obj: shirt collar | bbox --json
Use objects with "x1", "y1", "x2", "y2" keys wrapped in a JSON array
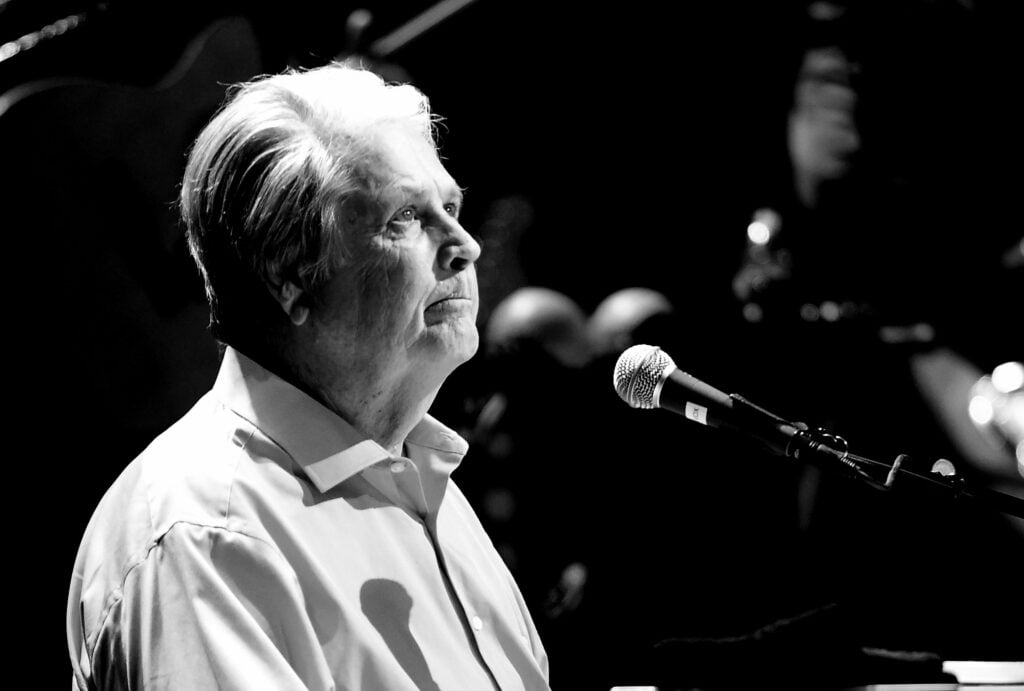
[{"x1": 212, "y1": 347, "x2": 468, "y2": 493}]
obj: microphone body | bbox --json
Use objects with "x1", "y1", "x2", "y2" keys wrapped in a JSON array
[
  {"x1": 657, "y1": 368, "x2": 802, "y2": 457},
  {"x1": 614, "y1": 344, "x2": 837, "y2": 460}
]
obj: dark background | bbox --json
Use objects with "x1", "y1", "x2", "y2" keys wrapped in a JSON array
[{"x1": 2, "y1": 0, "x2": 1021, "y2": 688}]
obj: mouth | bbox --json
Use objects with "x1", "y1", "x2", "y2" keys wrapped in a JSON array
[{"x1": 426, "y1": 294, "x2": 468, "y2": 311}]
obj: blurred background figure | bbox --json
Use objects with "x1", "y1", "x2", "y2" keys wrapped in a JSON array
[
  {"x1": 589, "y1": 287, "x2": 675, "y2": 359},
  {"x1": 486, "y1": 286, "x2": 594, "y2": 369}
]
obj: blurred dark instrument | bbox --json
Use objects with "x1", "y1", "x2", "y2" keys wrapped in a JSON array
[{"x1": 1, "y1": 16, "x2": 262, "y2": 443}]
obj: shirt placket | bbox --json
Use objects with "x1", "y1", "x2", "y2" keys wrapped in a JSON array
[{"x1": 386, "y1": 457, "x2": 507, "y2": 691}]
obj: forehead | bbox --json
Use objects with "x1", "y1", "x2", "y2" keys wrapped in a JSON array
[{"x1": 356, "y1": 124, "x2": 459, "y2": 198}]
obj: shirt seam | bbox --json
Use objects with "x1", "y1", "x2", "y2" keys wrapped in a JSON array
[
  {"x1": 223, "y1": 409, "x2": 257, "y2": 523},
  {"x1": 87, "y1": 412, "x2": 282, "y2": 670},
  {"x1": 86, "y1": 519, "x2": 295, "y2": 668}
]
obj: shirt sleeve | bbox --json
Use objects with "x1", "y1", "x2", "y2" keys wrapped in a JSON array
[{"x1": 87, "y1": 522, "x2": 333, "y2": 691}]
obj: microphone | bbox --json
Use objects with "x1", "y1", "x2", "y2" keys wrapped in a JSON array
[
  {"x1": 613, "y1": 344, "x2": 846, "y2": 461},
  {"x1": 614, "y1": 345, "x2": 1024, "y2": 519}
]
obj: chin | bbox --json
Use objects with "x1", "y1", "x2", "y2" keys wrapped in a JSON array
[
  {"x1": 418, "y1": 322, "x2": 479, "y2": 372},
  {"x1": 447, "y1": 328, "x2": 480, "y2": 367}
]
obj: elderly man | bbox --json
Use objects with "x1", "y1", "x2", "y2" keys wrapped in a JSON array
[{"x1": 68, "y1": 64, "x2": 550, "y2": 690}]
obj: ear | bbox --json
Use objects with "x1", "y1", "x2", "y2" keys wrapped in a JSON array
[{"x1": 267, "y1": 279, "x2": 310, "y2": 326}]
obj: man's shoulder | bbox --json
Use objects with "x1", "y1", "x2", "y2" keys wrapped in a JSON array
[
  {"x1": 76, "y1": 392, "x2": 285, "y2": 578},
  {"x1": 133, "y1": 393, "x2": 253, "y2": 526},
  {"x1": 67, "y1": 390, "x2": 311, "y2": 686}
]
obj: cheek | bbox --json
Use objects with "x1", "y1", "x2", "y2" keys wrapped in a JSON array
[{"x1": 355, "y1": 247, "x2": 429, "y2": 335}]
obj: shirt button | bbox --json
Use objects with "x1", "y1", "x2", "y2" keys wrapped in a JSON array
[
  {"x1": 390, "y1": 461, "x2": 406, "y2": 474},
  {"x1": 470, "y1": 616, "x2": 484, "y2": 631}
]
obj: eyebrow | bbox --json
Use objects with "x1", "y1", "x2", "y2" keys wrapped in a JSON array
[{"x1": 388, "y1": 178, "x2": 464, "y2": 205}]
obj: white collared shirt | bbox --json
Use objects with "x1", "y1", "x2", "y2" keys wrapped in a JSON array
[{"x1": 68, "y1": 347, "x2": 550, "y2": 690}]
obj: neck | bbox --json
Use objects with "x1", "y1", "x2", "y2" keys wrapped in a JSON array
[
  {"x1": 326, "y1": 375, "x2": 440, "y2": 457},
  {"x1": 278, "y1": 341, "x2": 444, "y2": 457}
]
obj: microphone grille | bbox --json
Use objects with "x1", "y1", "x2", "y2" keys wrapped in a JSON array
[{"x1": 613, "y1": 344, "x2": 676, "y2": 409}]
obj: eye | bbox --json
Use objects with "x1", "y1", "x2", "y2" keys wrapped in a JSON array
[
  {"x1": 383, "y1": 207, "x2": 420, "y2": 239},
  {"x1": 392, "y1": 207, "x2": 418, "y2": 224},
  {"x1": 443, "y1": 202, "x2": 461, "y2": 219}
]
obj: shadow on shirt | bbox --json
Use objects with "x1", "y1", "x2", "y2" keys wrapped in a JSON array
[{"x1": 360, "y1": 578, "x2": 443, "y2": 691}]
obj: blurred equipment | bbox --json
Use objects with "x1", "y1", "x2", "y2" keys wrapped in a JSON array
[
  {"x1": 332, "y1": 8, "x2": 412, "y2": 85},
  {"x1": 0, "y1": 7, "x2": 91, "y2": 65},
  {"x1": 970, "y1": 361, "x2": 1024, "y2": 479},
  {"x1": 911, "y1": 351, "x2": 1024, "y2": 485},
  {"x1": 368, "y1": 0, "x2": 478, "y2": 58}
]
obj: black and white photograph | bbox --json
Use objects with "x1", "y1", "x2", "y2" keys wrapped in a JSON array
[{"x1": 2, "y1": 0, "x2": 1021, "y2": 688}]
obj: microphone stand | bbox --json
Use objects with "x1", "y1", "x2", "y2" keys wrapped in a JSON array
[
  {"x1": 742, "y1": 394, "x2": 1024, "y2": 520},
  {"x1": 615, "y1": 344, "x2": 1024, "y2": 520}
]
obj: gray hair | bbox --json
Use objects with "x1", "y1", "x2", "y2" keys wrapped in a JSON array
[{"x1": 180, "y1": 63, "x2": 436, "y2": 345}]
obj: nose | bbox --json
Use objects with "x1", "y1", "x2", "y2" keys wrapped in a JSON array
[{"x1": 439, "y1": 219, "x2": 482, "y2": 273}]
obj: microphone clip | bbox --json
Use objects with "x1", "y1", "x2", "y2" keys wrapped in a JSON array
[{"x1": 789, "y1": 426, "x2": 893, "y2": 492}]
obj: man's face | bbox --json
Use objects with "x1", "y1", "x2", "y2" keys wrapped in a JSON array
[{"x1": 308, "y1": 124, "x2": 481, "y2": 391}]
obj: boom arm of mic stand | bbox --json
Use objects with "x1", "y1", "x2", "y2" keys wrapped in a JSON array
[
  {"x1": 729, "y1": 395, "x2": 1024, "y2": 519},
  {"x1": 865, "y1": 454, "x2": 1024, "y2": 520}
]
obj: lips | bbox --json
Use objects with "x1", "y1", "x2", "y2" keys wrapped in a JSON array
[
  {"x1": 426, "y1": 293, "x2": 468, "y2": 311},
  {"x1": 426, "y1": 281, "x2": 471, "y2": 311}
]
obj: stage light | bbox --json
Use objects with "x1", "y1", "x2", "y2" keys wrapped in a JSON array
[
  {"x1": 968, "y1": 395, "x2": 994, "y2": 425},
  {"x1": 991, "y1": 362, "x2": 1023, "y2": 394},
  {"x1": 747, "y1": 221, "x2": 771, "y2": 245}
]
